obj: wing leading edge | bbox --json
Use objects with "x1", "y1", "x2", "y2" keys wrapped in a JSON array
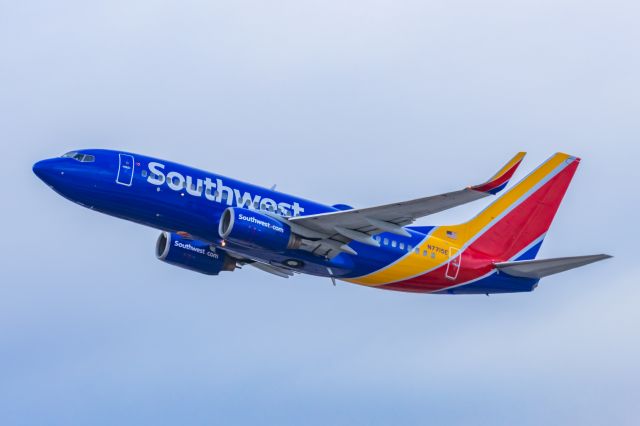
[{"x1": 287, "y1": 152, "x2": 526, "y2": 256}]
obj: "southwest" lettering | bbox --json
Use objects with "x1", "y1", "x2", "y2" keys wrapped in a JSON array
[{"x1": 147, "y1": 162, "x2": 305, "y2": 217}]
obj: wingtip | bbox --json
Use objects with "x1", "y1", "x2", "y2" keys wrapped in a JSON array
[
  {"x1": 470, "y1": 152, "x2": 527, "y2": 195},
  {"x1": 578, "y1": 254, "x2": 613, "y2": 264}
]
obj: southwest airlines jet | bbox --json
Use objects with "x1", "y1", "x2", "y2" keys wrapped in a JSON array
[{"x1": 33, "y1": 150, "x2": 610, "y2": 294}]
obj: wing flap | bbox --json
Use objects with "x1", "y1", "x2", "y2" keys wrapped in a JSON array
[{"x1": 249, "y1": 262, "x2": 294, "y2": 278}]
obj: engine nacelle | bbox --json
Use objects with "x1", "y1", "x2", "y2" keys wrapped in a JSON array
[
  {"x1": 218, "y1": 207, "x2": 301, "y2": 252},
  {"x1": 156, "y1": 232, "x2": 236, "y2": 275}
]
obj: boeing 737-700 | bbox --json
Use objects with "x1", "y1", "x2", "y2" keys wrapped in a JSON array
[{"x1": 33, "y1": 150, "x2": 610, "y2": 294}]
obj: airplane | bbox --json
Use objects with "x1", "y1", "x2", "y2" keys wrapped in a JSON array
[{"x1": 32, "y1": 150, "x2": 611, "y2": 294}]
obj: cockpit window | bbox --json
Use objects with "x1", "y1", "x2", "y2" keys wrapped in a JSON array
[{"x1": 61, "y1": 152, "x2": 95, "y2": 162}]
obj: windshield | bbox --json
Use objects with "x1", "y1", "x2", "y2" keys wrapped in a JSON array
[{"x1": 61, "y1": 152, "x2": 95, "y2": 162}]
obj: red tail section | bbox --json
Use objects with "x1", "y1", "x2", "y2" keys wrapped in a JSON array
[
  {"x1": 380, "y1": 153, "x2": 581, "y2": 293},
  {"x1": 462, "y1": 153, "x2": 580, "y2": 261}
]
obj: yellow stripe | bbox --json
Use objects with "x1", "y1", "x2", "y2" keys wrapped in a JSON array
[{"x1": 347, "y1": 153, "x2": 571, "y2": 287}]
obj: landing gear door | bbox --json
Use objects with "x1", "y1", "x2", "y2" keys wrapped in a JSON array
[
  {"x1": 445, "y1": 247, "x2": 461, "y2": 281},
  {"x1": 116, "y1": 154, "x2": 135, "y2": 186}
]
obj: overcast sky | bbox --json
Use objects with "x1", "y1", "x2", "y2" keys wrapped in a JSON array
[{"x1": 1, "y1": 1, "x2": 639, "y2": 424}]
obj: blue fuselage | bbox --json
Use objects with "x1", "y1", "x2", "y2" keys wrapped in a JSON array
[
  {"x1": 34, "y1": 148, "x2": 543, "y2": 294},
  {"x1": 33, "y1": 149, "x2": 428, "y2": 279}
]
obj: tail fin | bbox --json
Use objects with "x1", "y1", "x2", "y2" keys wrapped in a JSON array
[{"x1": 450, "y1": 153, "x2": 580, "y2": 262}]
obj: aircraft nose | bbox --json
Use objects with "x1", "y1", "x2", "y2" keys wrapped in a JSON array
[{"x1": 33, "y1": 158, "x2": 63, "y2": 186}]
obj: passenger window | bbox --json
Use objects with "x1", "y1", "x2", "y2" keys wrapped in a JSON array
[
  {"x1": 391, "y1": 241, "x2": 397, "y2": 248},
  {"x1": 423, "y1": 250, "x2": 428, "y2": 257},
  {"x1": 141, "y1": 170, "x2": 148, "y2": 177},
  {"x1": 383, "y1": 238, "x2": 389, "y2": 245},
  {"x1": 415, "y1": 247, "x2": 420, "y2": 254},
  {"x1": 399, "y1": 242, "x2": 405, "y2": 250},
  {"x1": 408, "y1": 245, "x2": 413, "y2": 252}
]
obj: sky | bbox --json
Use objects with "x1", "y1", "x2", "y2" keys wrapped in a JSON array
[{"x1": 1, "y1": 0, "x2": 639, "y2": 424}]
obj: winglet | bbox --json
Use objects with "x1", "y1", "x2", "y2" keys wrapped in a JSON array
[{"x1": 470, "y1": 152, "x2": 527, "y2": 195}]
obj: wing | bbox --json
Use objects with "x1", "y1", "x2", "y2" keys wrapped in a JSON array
[
  {"x1": 222, "y1": 246, "x2": 296, "y2": 278},
  {"x1": 288, "y1": 152, "x2": 526, "y2": 256}
]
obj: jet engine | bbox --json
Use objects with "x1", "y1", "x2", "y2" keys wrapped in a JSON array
[
  {"x1": 156, "y1": 232, "x2": 236, "y2": 275},
  {"x1": 218, "y1": 207, "x2": 302, "y2": 252}
]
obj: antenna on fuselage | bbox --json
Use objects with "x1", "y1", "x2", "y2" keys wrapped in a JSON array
[{"x1": 327, "y1": 267, "x2": 336, "y2": 286}]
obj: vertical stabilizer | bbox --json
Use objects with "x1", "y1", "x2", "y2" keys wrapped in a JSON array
[{"x1": 451, "y1": 153, "x2": 580, "y2": 261}]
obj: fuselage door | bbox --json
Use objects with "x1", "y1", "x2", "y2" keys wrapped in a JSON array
[
  {"x1": 445, "y1": 247, "x2": 461, "y2": 280},
  {"x1": 116, "y1": 154, "x2": 135, "y2": 186}
]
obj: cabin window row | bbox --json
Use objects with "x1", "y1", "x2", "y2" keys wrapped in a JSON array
[{"x1": 373, "y1": 236, "x2": 437, "y2": 258}]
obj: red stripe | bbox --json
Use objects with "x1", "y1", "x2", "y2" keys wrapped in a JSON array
[
  {"x1": 381, "y1": 159, "x2": 579, "y2": 293},
  {"x1": 472, "y1": 160, "x2": 522, "y2": 193}
]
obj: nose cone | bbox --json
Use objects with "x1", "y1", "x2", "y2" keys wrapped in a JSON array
[{"x1": 33, "y1": 158, "x2": 63, "y2": 186}]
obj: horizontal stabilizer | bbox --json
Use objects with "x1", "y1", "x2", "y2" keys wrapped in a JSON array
[{"x1": 495, "y1": 255, "x2": 612, "y2": 279}]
